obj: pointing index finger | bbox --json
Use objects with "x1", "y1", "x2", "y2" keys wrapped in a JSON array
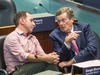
[{"x1": 74, "y1": 31, "x2": 82, "y2": 34}]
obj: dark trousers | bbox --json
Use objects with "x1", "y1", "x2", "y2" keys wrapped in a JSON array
[{"x1": 10, "y1": 62, "x2": 59, "y2": 75}]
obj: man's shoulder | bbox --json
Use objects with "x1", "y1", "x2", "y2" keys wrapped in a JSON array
[
  {"x1": 74, "y1": 22, "x2": 89, "y2": 26},
  {"x1": 49, "y1": 27, "x2": 61, "y2": 36},
  {"x1": 5, "y1": 30, "x2": 18, "y2": 41},
  {"x1": 74, "y1": 22, "x2": 90, "y2": 28}
]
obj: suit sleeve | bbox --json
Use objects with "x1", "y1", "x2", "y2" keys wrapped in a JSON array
[
  {"x1": 74, "y1": 24, "x2": 97, "y2": 63},
  {"x1": 49, "y1": 31, "x2": 71, "y2": 62}
]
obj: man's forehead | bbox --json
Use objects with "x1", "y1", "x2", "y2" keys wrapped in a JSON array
[
  {"x1": 26, "y1": 13, "x2": 33, "y2": 18},
  {"x1": 26, "y1": 13, "x2": 32, "y2": 16},
  {"x1": 57, "y1": 15, "x2": 67, "y2": 20}
]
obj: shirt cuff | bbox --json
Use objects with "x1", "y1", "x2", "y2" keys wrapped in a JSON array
[
  {"x1": 64, "y1": 42, "x2": 70, "y2": 49},
  {"x1": 73, "y1": 58, "x2": 76, "y2": 63}
]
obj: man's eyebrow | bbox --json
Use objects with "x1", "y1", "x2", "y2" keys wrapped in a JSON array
[
  {"x1": 30, "y1": 18, "x2": 33, "y2": 21},
  {"x1": 31, "y1": 18, "x2": 33, "y2": 20}
]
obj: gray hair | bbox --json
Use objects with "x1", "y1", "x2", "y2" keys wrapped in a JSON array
[{"x1": 56, "y1": 7, "x2": 74, "y2": 19}]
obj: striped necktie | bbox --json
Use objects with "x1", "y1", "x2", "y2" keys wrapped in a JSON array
[{"x1": 68, "y1": 32, "x2": 79, "y2": 54}]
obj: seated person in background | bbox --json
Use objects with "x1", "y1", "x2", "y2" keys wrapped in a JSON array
[
  {"x1": 4, "y1": 11, "x2": 59, "y2": 75},
  {"x1": 49, "y1": 7, "x2": 97, "y2": 72}
]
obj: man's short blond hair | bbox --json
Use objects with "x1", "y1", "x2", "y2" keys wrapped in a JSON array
[{"x1": 56, "y1": 7, "x2": 74, "y2": 19}]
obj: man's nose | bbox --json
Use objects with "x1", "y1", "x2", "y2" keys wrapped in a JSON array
[
  {"x1": 59, "y1": 21, "x2": 63, "y2": 26},
  {"x1": 33, "y1": 22, "x2": 36, "y2": 27}
]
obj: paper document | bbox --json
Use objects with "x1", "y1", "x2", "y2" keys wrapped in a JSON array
[{"x1": 73, "y1": 60, "x2": 100, "y2": 68}]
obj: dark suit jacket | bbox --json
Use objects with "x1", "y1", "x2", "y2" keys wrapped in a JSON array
[{"x1": 49, "y1": 22, "x2": 97, "y2": 63}]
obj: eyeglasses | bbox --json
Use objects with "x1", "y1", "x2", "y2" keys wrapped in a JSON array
[{"x1": 57, "y1": 18, "x2": 68, "y2": 24}]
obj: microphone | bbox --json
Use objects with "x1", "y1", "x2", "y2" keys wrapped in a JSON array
[
  {"x1": 35, "y1": 55, "x2": 46, "y2": 71},
  {"x1": 39, "y1": 3, "x2": 50, "y2": 13},
  {"x1": 87, "y1": 49, "x2": 97, "y2": 59}
]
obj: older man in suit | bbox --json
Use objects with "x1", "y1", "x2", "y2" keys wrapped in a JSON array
[{"x1": 49, "y1": 7, "x2": 97, "y2": 72}]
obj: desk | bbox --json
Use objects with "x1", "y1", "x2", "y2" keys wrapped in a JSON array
[
  {"x1": 63, "y1": 73, "x2": 71, "y2": 75},
  {"x1": 63, "y1": 73, "x2": 82, "y2": 75},
  {"x1": 83, "y1": 0, "x2": 100, "y2": 9}
]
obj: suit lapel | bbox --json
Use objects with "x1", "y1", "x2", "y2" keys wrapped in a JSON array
[{"x1": 59, "y1": 29, "x2": 67, "y2": 42}]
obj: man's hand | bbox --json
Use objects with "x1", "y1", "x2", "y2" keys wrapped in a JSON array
[
  {"x1": 46, "y1": 52, "x2": 59, "y2": 64},
  {"x1": 51, "y1": 52, "x2": 59, "y2": 64},
  {"x1": 59, "y1": 58, "x2": 75, "y2": 68},
  {"x1": 44, "y1": 54, "x2": 54, "y2": 63},
  {"x1": 65, "y1": 31, "x2": 81, "y2": 45}
]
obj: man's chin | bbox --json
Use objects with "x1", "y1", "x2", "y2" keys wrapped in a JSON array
[
  {"x1": 29, "y1": 30, "x2": 33, "y2": 33},
  {"x1": 61, "y1": 29, "x2": 66, "y2": 33}
]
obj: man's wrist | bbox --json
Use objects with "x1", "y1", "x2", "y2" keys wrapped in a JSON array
[
  {"x1": 69, "y1": 58, "x2": 75, "y2": 65},
  {"x1": 65, "y1": 37, "x2": 70, "y2": 45},
  {"x1": 37, "y1": 55, "x2": 45, "y2": 62},
  {"x1": 64, "y1": 42, "x2": 70, "y2": 49},
  {"x1": 71, "y1": 58, "x2": 76, "y2": 64},
  {"x1": 73, "y1": 58, "x2": 76, "y2": 63}
]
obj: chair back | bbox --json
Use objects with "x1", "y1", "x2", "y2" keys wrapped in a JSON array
[
  {"x1": 0, "y1": 69, "x2": 8, "y2": 75},
  {"x1": 92, "y1": 30, "x2": 100, "y2": 59},
  {"x1": 0, "y1": 35, "x2": 7, "y2": 69},
  {"x1": 0, "y1": 0, "x2": 16, "y2": 26}
]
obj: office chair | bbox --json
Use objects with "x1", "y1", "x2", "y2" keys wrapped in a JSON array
[
  {"x1": 0, "y1": 0, "x2": 16, "y2": 27},
  {"x1": 63, "y1": 30, "x2": 100, "y2": 73},
  {"x1": 92, "y1": 30, "x2": 100, "y2": 59},
  {"x1": 0, "y1": 69, "x2": 8, "y2": 75},
  {"x1": 0, "y1": 35, "x2": 8, "y2": 75}
]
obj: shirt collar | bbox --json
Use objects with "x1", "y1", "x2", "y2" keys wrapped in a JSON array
[
  {"x1": 15, "y1": 28, "x2": 32, "y2": 38},
  {"x1": 70, "y1": 25, "x2": 73, "y2": 32},
  {"x1": 15, "y1": 28, "x2": 24, "y2": 35}
]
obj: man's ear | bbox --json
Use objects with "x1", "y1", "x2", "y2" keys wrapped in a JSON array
[
  {"x1": 71, "y1": 17, "x2": 74, "y2": 22},
  {"x1": 19, "y1": 18, "x2": 25, "y2": 25}
]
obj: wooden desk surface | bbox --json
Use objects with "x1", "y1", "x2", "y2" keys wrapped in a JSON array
[
  {"x1": 63, "y1": 73, "x2": 82, "y2": 75},
  {"x1": 63, "y1": 72, "x2": 71, "y2": 75}
]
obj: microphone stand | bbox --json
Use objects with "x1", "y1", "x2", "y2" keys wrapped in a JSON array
[
  {"x1": 87, "y1": 49, "x2": 97, "y2": 59},
  {"x1": 39, "y1": 3, "x2": 50, "y2": 13}
]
